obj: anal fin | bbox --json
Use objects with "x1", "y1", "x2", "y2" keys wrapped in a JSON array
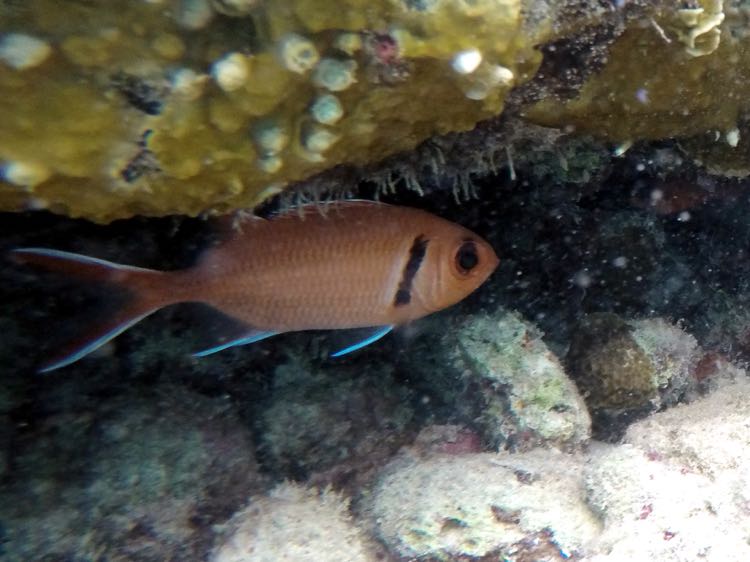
[
  {"x1": 330, "y1": 325, "x2": 393, "y2": 357},
  {"x1": 193, "y1": 330, "x2": 277, "y2": 357}
]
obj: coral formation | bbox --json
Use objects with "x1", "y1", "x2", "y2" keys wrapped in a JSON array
[
  {"x1": 0, "y1": 0, "x2": 548, "y2": 222},
  {"x1": 526, "y1": 0, "x2": 750, "y2": 141},
  {"x1": 211, "y1": 482, "x2": 377, "y2": 562}
]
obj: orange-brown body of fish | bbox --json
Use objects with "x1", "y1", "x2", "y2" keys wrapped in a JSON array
[
  {"x1": 12, "y1": 201, "x2": 498, "y2": 371},
  {"x1": 175, "y1": 201, "x2": 499, "y2": 330}
]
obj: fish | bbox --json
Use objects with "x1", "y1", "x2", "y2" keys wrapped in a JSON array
[{"x1": 11, "y1": 200, "x2": 499, "y2": 372}]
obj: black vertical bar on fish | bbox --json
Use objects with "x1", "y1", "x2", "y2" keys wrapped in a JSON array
[{"x1": 394, "y1": 235, "x2": 428, "y2": 306}]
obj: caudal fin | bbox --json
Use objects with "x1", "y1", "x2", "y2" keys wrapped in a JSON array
[{"x1": 10, "y1": 247, "x2": 174, "y2": 373}]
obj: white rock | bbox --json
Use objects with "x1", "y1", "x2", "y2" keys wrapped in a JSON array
[
  {"x1": 211, "y1": 483, "x2": 376, "y2": 562},
  {"x1": 585, "y1": 374, "x2": 750, "y2": 561},
  {"x1": 369, "y1": 450, "x2": 600, "y2": 559}
]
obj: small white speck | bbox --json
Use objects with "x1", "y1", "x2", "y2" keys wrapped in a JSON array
[
  {"x1": 451, "y1": 49, "x2": 482, "y2": 75},
  {"x1": 175, "y1": 0, "x2": 214, "y2": 30},
  {"x1": 257, "y1": 154, "x2": 283, "y2": 174},
  {"x1": 170, "y1": 68, "x2": 207, "y2": 99},
  {"x1": 573, "y1": 270, "x2": 592, "y2": 289},
  {"x1": 726, "y1": 128, "x2": 740, "y2": 147},
  {"x1": 650, "y1": 188, "x2": 664, "y2": 203},
  {"x1": 612, "y1": 256, "x2": 628, "y2": 268},
  {"x1": 489, "y1": 64, "x2": 514, "y2": 85},
  {"x1": 1, "y1": 160, "x2": 50, "y2": 187},
  {"x1": 635, "y1": 88, "x2": 649, "y2": 104},
  {"x1": 613, "y1": 140, "x2": 633, "y2": 157},
  {"x1": 677, "y1": 211, "x2": 691, "y2": 222},
  {"x1": 0, "y1": 33, "x2": 51, "y2": 70},
  {"x1": 278, "y1": 33, "x2": 319, "y2": 74},
  {"x1": 310, "y1": 93, "x2": 344, "y2": 125},
  {"x1": 312, "y1": 58, "x2": 357, "y2": 92}
]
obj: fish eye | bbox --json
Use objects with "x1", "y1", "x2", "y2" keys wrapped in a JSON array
[{"x1": 455, "y1": 241, "x2": 479, "y2": 273}]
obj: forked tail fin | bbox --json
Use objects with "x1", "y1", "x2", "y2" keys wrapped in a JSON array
[{"x1": 10, "y1": 248, "x2": 175, "y2": 373}]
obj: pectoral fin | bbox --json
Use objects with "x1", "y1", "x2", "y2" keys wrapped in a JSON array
[{"x1": 330, "y1": 325, "x2": 394, "y2": 357}]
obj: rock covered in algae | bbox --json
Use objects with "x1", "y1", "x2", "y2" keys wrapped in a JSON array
[
  {"x1": 210, "y1": 482, "x2": 378, "y2": 562},
  {"x1": 368, "y1": 449, "x2": 600, "y2": 560},
  {"x1": 0, "y1": 0, "x2": 549, "y2": 222},
  {"x1": 402, "y1": 309, "x2": 590, "y2": 451},
  {"x1": 366, "y1": 365, "x2": 750, "y2": 561},
  {"x1": 566, "y1": 314, "x2": 704, "y2": 437},
  {"x1": 0, "y1": 385, "x2": 262, "y2": 561},
  {"x1": 255, "y1": 353, "x2": 415, "y2": 485}
]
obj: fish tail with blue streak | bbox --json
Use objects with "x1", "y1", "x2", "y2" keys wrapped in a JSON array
[{"x1": 9, "y1": 248, "x2": 177, "y2": 373}]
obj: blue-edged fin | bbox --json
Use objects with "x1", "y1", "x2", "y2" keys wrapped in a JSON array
[
  {"x1": 193, "y1": 330, "x2": 277, "y2": 357},
  {"x1": 10, "y1": 247, "x2": 172, "y2": 373},
  {"x1": 330, "y1": 325, "x2": 393, "y2": 357},
  {"x1": 39, "y1": 311, "x2": 155, "y2": 373}
]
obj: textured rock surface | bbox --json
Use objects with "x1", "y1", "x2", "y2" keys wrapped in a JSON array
[
  {"x1": 211, "y1": 482, "x2": 378, "y2": 562},
  {"x1": 527, "y1": 0, "x2": 748, "y2": 140},
  {"x1": 4, "y1": 0, "x2": 741, "y2": 221},
  {"x1": 402, "y1": 309, "x2": 590, "y2": 450},
  {"x1": 585, "y1": 371, "x2": 750, "y2": 561},
  {"x1": 367, "y1": 366, "x2": 750, "y2": 561},
  {"x1": 369, "y1": 449, "x2": 600, "y2": 560},
  {"x1": 0, "y1": 0, "x2": 551, "y2": 221},
  {"x1": 566, "y1": 313, "x2": 705, "y2": 438},
  {"x1": 255, "y1": 354, "x2": 415, "y2": 486},
  {"x1": 0, "y1": 385, "x2": 261, "y2": 561}
]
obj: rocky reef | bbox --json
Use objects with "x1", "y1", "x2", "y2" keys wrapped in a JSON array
[{"x1": 5, "y1": 0, "x2": 750, "y2": 560}]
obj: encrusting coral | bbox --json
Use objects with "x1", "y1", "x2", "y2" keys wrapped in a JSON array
[
  {"x1": 0, "y1": 0, "x2": 544, "y2": 221},
  {"x1": 4, "y1": 0, "x2": 746, "y2": 221}
]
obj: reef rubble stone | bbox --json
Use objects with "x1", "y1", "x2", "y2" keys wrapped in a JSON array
[
  {"x1": 210, "y1": 482, "x2": 378, "y2": 562},
  {"x1": 585, "y1": 371, "x2": 750, "y2": 561},
  {"x1": 368, "y1": 449, "x2": 600, "y2": 560},
  {"x1": 403, "y1": 309, "x2": 590, "y2": 451},
  {"x1": 566, "y1": 314, "x2": 703, "y2": 417}
]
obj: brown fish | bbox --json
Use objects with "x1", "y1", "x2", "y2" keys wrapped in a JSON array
[{"x1": 12, "y1": 201, "x2": 499, "y2": 372}]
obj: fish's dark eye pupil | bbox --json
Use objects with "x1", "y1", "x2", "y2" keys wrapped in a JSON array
[{"x1": 457, "y1": 242, "x2": 478, "y2": 272}]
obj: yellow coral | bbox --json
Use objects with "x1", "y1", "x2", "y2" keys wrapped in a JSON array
[
  {"x1": 525, "y1": 3, "x2": 748, "y2": 142},
  {"x1": 1, "y1": 0, "x2": 539, "y2": 222}
]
